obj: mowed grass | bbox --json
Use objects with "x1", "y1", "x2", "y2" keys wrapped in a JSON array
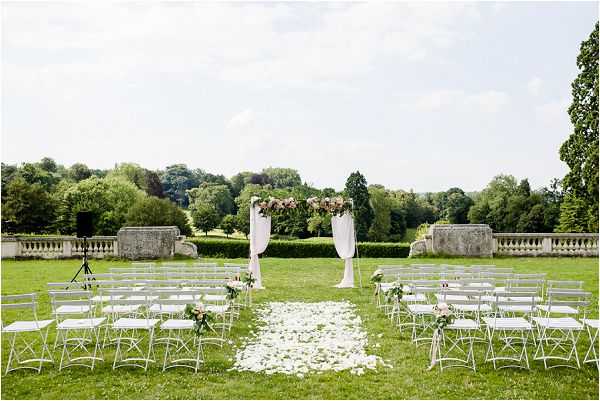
[{"x1": 1, "y1": 257, "x2": 598, "y2": 400}]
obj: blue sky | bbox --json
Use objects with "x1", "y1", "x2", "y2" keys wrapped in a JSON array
[{"x1": 1, "y1": 1, "x2": 597, "y2": 191}]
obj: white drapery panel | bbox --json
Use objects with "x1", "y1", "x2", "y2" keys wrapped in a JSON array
[
  {"x1": 248, "y1": 204, "x2": 270, "y2": 289},
  {"x1": 331, "y1": 211, "x2": 356, "y2": 288}
]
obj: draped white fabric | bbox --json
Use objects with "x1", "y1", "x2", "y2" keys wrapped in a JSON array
[
  {"x1": 331, "y1": 211, "x2": 356, "y2": 288},
  {"x1": 248, "y1": 204, "x2": 270, "y2": 289}
]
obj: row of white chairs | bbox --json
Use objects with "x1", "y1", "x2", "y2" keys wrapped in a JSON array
[
  {"x1": 1, "y1": 282, "x2": 247, "y2": 375},
  {"x1": 376, "y1": 275, "x2": 598, "y2": 371}
]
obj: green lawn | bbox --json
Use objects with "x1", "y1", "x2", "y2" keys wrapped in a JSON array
[{"x1": 1, "y1": 257, "x2": 598, "y2": 399}]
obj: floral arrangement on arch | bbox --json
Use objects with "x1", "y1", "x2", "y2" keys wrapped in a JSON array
[
  {"x1": 251, "y1": 196, "x2": 352, "y2": 217},
  {"x1": 306, "y1": 196, "x2": 352, "y2": 216}
]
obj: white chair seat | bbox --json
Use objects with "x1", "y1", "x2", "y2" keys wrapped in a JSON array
[
  {"x1": 530, "y1": 317, "x2": 583, "y2": 330},
  {"x1": 160, "y1": 319, "x2": 195, "y2": 330},
  {"x1": 435, "y1": 294, "x2": 469, "y2": 301},
  {"x1": 204, "y1": 295, "x2": 227, "y2": 302},
  {"x1": 481, "y1": 295, "x2": 510, "y2": 302},
  {"x1": 57, "y1": 317, "x2": 106, "y2": 330},
  {"x1": 498, "y1": 305, "x2": 535, "y2": 313},
  {"x1": 483, "y1": 317, "x2": 532, "y2": 330},
  {"x1": 447, "y1": 318, "x2": 479, "y2": 330},
  {"x1": 407, "y1": 304, "x2": 435, "y2": 315},
  {"x1": 494, "y1": 286, "x2": 506, "y2": 293},
  {"x1": 149, "y1": 304, "x2": 186, "y2": 314},
  {"x1": 102, "y1": 305, "x2": 141, "y2": 314},
  {"x1": 466, "y1": 282, "x2": 493, "y2": 288},
  {"x1": 112, "y1": 318, "x2": 160, "y2": 330},
  {"x1": 2, "y1": 320, "x2": 54, "y2": 332},
  {"x1": 402, "y1": 294, "x2": 427, "y2": 302},
  {"x1": 92, "y1": 295, "x2": 122, "y2": 302},
  {"x1": 168, "y1": 294, "x2": 201, "y2": 301},
  {"x1": 56, "y1": 305, "x2": 91, "y2": 314},
  {"x1": 537, "y1": 305, "x2": 578, "y2": 314},
  {"x1": 581, "y1": 319, "x2": 600, "y2": 329},
  {"x1": 125, "y1": 295, "x2": 159, "y2": 301},
  {"x1": 206, "y1": 305, "x2": 229, "y2": 314},
  {"x1": 509, "y1": 296, "x2": 542, "y2": 302},
  {"x1": 453, "y1": 304, "x2": 492, "y2": 312}
]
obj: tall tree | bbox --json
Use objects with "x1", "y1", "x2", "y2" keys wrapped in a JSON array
[
  {"x1": 344, "y1": 171, "x2": 373, "y2": 241},
  {"x1": 559, "y1": 22, "x2": 599, "y2": 232},
  {"x1": 261, "y1": 167, "x2": 302, "y2": 188},
  {"x1": 160, "y1": 164, "x2": 198, "y2": 207},
  {"x1": 125, "y1": 196, "x2": 192, "y2": 235},
  {"x1": 2, "y1": 177, "x2": 57, "y2": 234},
  {"x1": 188, "y1": 183, "x2": 234, "y2": 217},
  {"x1": 367, "y1": 186, "x2": 391, "y2": 242}
]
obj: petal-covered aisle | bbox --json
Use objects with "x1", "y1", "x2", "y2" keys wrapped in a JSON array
[{"x1": 230, "y1": 301, "x2": 390, "y2": 376}]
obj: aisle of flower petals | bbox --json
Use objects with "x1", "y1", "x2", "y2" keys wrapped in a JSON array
[{"x1": 230, "y1": 301, "x2": 390, "y2": 376}]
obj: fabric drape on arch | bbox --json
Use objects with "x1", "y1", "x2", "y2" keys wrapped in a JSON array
[{"x1": 248, "y1": 203, "x2": 357, "y2": 289}]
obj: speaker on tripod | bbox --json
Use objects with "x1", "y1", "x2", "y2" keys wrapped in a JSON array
[{"x1": 70, "y1": 211, "x2": 95, "y2": 288}]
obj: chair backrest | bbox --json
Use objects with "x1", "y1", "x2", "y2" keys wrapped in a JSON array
[
  {"x1": 47, "y1": 281, "x2": 87, "y2": 290},
  {"x1": 460, "y1": 279, "x2": 495, "y2": 291},
  {"x1": 506, "y1": 278, "x2": 545, "y2": 291},
  {"x1": 110, "y1": 267, "x2": 151, "y2": 273},
  {"x1": 546, "y1": 280, "x2": 584, "y2": 291},
  {"x1": 438, "y1": 289, "x2": 485, "y2": 309},
  {"x1": 84, "y1": 273, "x2": 115, "y2": 281},
  {"x1": 513, "y1": 273, "x2": 546, "y2": 280},
  {"x1": 493, "y1": 290, "x2": 538, "y2": 312},
  {"x1": 48, "y1": 290, "x2": 94, "y2": 318},
  {"x1": 546, "y1": 289, "x2": 591, "y2": 312},
  {"x1": 0, "y1": 293, "x2": 38, "y2": 317},
  {"x1": 161, "y1": 262, "x2": 189, "y2": 267},
  {"x1": 193, "y1": 262, "x2": 218, "y2": 267}
]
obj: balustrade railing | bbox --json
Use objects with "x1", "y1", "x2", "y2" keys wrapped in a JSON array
[
  {"x1": 493, "y1": 233, "x2": 598, "y2": 256},
  {"x1": 1, "y1": 236, "x2": 119, "y2": 259}
]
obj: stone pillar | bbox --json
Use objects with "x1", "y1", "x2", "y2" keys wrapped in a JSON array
[
  {"x1": 1, "y1": 237, "x2": 18, "y2": 258},
  {"x1": 62, "y1": 239, "x2": 72, "y2": 258},
  {"x1": 429, "y1": 224, "x2": 493, "y2": 257},
  {"x1": 542, "y1": 237, "x2": 552, "y2": 254}
]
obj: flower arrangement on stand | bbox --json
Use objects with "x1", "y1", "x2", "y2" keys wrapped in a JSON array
[
  {"x1": 306, "y1": 196, "x2": 353, "y2": 216},
  {"x1": 242, "y1": 272, "x2": 256, "y2": 305},
  {"x1": 370, "y1": 269, "x2": 384, "y2": 298},
  {"x1": 225, "y1": 281, "x2": 242, "y2": 300},
  {"x1": 428, "y1": 302, "x2": 455, "y2": 370},
  {"x1": 252, "y1": 196, "x2": 298, "y2": 217},
  {"x1": 384, "y1": 281, "x2": 404, "y2": 304},
  {"x1": 184, "y1": 303, "x2": 215, "y2": 337}
]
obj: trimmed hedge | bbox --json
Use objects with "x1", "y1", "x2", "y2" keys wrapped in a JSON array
[{"x1": 189, "y1": 238, "x2": 410, "y2": 259}]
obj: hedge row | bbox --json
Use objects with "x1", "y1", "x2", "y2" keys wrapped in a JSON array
[{"x1": 188, "y1": 238, "x2": 410, "y2": 259}]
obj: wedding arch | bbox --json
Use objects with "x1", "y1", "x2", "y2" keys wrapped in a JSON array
[{"x1": 248, "y1": 196, "x2": 361, "y2": 289}]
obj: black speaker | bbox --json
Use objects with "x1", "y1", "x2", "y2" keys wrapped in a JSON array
[{"x1": 76, "y1": 211, "x2": 94, "y2": 238}]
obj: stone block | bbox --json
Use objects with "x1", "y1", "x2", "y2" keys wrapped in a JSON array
[
  {"x1": 429, "y1": 224, "x2": 493, "y2": 257},
  {"x1": 117, "y1": 226, "x2": 180, "y2": 260}
]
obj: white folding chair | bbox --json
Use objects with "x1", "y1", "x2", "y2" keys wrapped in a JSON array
[
  {"x1": 158, "y1": 299, "x2": 205, "y2": 372},
  {"x1": 582, "y1": 319, "x2": 599, "y2": 369},
  {"x1": 484, "y1": 291, "x2": 536, "y2": 369},
  {"x1": 109, "y1": 290, "x2": 160, "y2": 371},
  {"x1": 51, "y1": 290, "x2": 106, "y2": 371},
  {"x1": 405, "y1": 284, "x2": 439, "y2": 346},
  {"x1": 1, "y1": 293, "x2": 54, "y2": 375},
  {"x1": 532, "y1": 290, "x2": 590, "y2": 369},
  {"x1": 433, "y1": 290, "x2": 483, "y2": 371}
]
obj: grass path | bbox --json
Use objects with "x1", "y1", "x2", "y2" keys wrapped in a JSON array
[{"x1": 1, "y1": 257, "x2": 598, "y2": 399}]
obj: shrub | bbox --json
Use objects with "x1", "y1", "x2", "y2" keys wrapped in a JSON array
[{"x1": 188, "y1": 238, "x2": 410, "y2": 258}]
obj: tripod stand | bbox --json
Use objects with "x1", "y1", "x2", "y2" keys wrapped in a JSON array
[{"x1": 70, "y1": 237, "x2": 95, "y2": 289}]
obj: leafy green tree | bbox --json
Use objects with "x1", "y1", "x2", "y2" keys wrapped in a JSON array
[
  {"x1": 39, "y1": 157, "x2": 58, "y2": 173},
  {"x1": 389, "y1": 207, "x2": 407, "y2": 241},
  {"x1": 191, "y1": 203, "x2": 221, "y2": 235},
  {"x1": 144, "y1": 170, "x2": 164, "y2": 198},
  {"x1": 125, "y1": 196, "x2": 191, "y2": 235},
  {"x1": 19, "y1": 162, "x2": 59, "y2": 190},
  {"x1": 443, "y1": 188, "x2": 474, "y2": 224},
  {"x1": 58, "y1": 176, "x2": 144, "y2": 235},
  {"x1": 220, "y1": 214, "x2": 237, "y2": 238},
  {"x1": 188, "y1": 183, "x2": 234, "y2": 217},
  {"x1": 344, "y1": 171, "x2": 373, "y2": 241},
  {"x1": 559, "y1": 22, "x2": 599, "y2": 232},
  {"x1": 557, "y1": 193, "x2": 589, "y2": 233},
  {"x1": 367, "y1": 186, "x2": 391, "y2": 242},
  {"x1": 307, "y1": 214, "x2": 331, "y2": 237},
  {"x1": 160, "y1": 164, "x2": 198, "y2": 207},
  {"x1": 1, "y1": 163, "x2": 19, "y2": 203},
  {"x1": 2, "y1": 177, "x2": 57, "y2": 234},
  {"x1": 230, "y1": 171, "x2": 254, "y2": 198},
  {"x1": 68, "y1": 163, "x2": 92, "y2": 182},
  {"x1": 261, "y1": 167, "x2": 302, "y2": 188}
]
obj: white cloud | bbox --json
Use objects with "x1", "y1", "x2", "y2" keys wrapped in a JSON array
[
  {"x1": 227, "y1": 109, "x2": 256, "y2": 130},
  {"x1": 527, "y1": 76, "x2": 543, "y2": 96},
  {"x1": 412, "y1": 90, "x2": 510, "y2": 113}
]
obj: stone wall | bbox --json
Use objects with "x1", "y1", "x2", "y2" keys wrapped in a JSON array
[
  {"x1": 117, "y1": 226, "x2": 180, "y2": 260},
  {"x1": 410, "y1": 224, "x2": 494, "y2": 257}
]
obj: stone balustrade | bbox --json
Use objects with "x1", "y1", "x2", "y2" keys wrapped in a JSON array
[
  {"x1": 1, "y1": 236, "x2": 119, "y2": 259},
  {"x1": 1, "y1": 232, "x2": 197, "y2": 259},
  {"x1": 493, "y1": 233, "x2": 598, "y2": 256}
]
